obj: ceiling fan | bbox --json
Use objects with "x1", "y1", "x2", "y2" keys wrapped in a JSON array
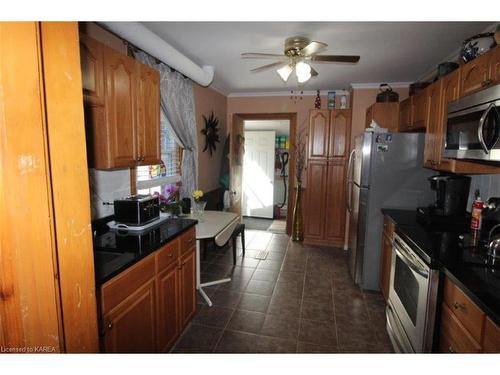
[{"x1": 241, "y1": 36, "x2": 360, "y2": 84}]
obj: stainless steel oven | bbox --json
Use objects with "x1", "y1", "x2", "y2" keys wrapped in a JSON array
[
  {"x1": 443, "y1": 84, "x2": 500, "y2": 161},
  {"x1": 387, "y1": 233, "x2": 439, "y2": 353}
]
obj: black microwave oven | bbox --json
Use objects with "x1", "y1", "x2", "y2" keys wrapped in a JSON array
[{"x1": 443, "y1": 83, "x2": 500, "y2": 162}]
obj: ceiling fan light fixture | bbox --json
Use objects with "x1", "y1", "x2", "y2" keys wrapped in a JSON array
[
  {"x1": 277, "y1": 64, "x2": 293, "y2": 82},
  {"x1": 295, "y1": 61, "x2": 311, "y2": 83}
]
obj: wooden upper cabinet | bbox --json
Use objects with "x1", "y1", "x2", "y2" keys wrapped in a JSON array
[
  {"x1": 104, "y1": 46, "x2": 138, "y2": 168},
  {"x1": 79, "y1": 34, "x2": 104, "y2": 105},
  {"x1": 136, "y1": 63, "x2": 161, "y2": 165},
  {"x1": 308, "y1": 110, "x2": 330, "y2": 159},
  {"x1": 366, "y1": 102, "x2": 399, "y2": 131},
  {"x1": 398, "y1": 98, "x2": 411, "y2": 131},
  {"x1": 102, "y1": 280, "x2": 156, "y2": 353},
  {"x1": 491, "y1": 45, "x2": 500, "y2": 84},
  {"x1": 329, "y1": 109, "x2": 350, "y2": 158},
  {"x1": 483, "y1": 318, "x2": 500, "y2": 353},
  {"x1": 410, "y1": 89, "x2": 427, "y2": 130},
  {"x1": 459, "y1": 47, "x2": 495, "y2": 98},
  {"x1": 423, "y1": 81, "x2": 442, "y2": 168}
]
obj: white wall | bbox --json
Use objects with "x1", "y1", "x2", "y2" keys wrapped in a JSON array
[{"x1": 89, "y1": 169, "x2": 131, "y2": 219}]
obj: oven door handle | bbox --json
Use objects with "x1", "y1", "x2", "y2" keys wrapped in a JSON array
[
  {"x1": 477, "y1": 103, "x2": 496, "y2": 154},
  {"x1": 393, "y1": 245, "x2": 429, "y2": 278}
]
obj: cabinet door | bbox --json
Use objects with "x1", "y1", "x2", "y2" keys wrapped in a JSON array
[
  {"x1": 308, "y1": 110, "x2": 330, "y2": 159},
  {"x1": 79, "y1": 34, "x2": 104, "y2": 105},
  {"x1": 483, "y1": 317, "x2": 500, "y2": 353},
  {"x1": 411, "y1": 90, "x2": 427, "y2": 129},
  {"x1": 459, "y1": 51, "x2": 491, "y2": 97},
  {"x1": 491, "y1": 46, "x2": 500, "y2": 85},
  {"x1": 102, "y1": 280, "x2": 156, "y2": 353},
  {"x1": 399, "y1": 98, "x2": 411, "y2": 131},
  {"x1": 179, "y1": 249, "x2": 196, "y2": 328},
  {"x1": 304, "y1": 160, "x2": 328, "y2": 240},
  {"x1": 324, "y1": 160, "x2": 346, "y2": 245},
  {"x1": 104, "y1": 46, "x2": 137, "y2": 168},
  {"x1": 329, "y1": 110, "x2": 350, "y2": 158},
  {"x1": 157, "y1": 263, "x2": 180, "y2": 352},
  {"x1": 439, "y1": 304, "x2": 481, "y2": 353},
  {"x1": 379, "y1": 233, "x2": 392, "y2": 301},
  {"x1": 136, "y1": 63, "x2": 161, "y2": 165},
  {"x1": 423, "y1": 81, "x2": 442, "y2": 168}
]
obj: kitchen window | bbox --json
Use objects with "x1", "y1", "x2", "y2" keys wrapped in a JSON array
[{"x1": 136, "y1": 113, "x2": 182, "y2": 195}]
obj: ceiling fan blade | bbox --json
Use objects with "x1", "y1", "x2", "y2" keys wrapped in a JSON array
[
  {"x1": 250, "y1": 61, "x2": 287, "y2": 73},
  {"x1": 300, "y1": 41, "x2": 328, "y2": 56},
  {"x1": 310, "y1": 66, "x2": 319, "y2": 77},
  {"x1": 241, "y1": 53, "x2": 287, "y2": 60},
  {"x1": 311, "y1": 55, "x2": 360, "y2": 63}
]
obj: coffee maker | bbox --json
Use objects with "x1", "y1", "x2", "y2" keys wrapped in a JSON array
[{"x1": 417, "y1": 174, "x2": 471, "y2": 226}]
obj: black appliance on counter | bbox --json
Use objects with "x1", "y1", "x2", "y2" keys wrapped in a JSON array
[
  {"x1": 417, "y1": 174, "x2": 471, "y2": 226},
  {"x1": 113, "y1": 195, "x2": 160, "y2": 226}
]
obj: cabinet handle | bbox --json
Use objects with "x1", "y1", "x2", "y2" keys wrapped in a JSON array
[
  {"x1": 167, "y1": 253, "x2": 173, "y2": 257},
  {"x1": 453, "y1": 301, "x2": 465, "y2": 310},
  {"x1": 448, "y1": 346, "x2": 455, "y2": 353},
  {"x1": 107, "y1": 322, "x2": 113, "y2": 330},
  {"x1": 136, "y1": 157, "x2": 141, "y2": 162},
  {"x1": 141, "y1": 156, "x2": 146, "y2": 161},
  {"x1": 481, "y1": 79, "x2": 493, "y2": 87}
]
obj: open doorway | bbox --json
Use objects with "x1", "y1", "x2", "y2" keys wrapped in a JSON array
[{"x1": 242, "y1": 119, "x2": 290, "y2": 233}]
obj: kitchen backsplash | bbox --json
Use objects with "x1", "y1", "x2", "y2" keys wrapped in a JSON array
[
  {"x1": 89, "y1": 168, "x2": 131, "y2": 219},
  {"x1": 467, "y1": 174, "x2": 500, "y2": 210}
]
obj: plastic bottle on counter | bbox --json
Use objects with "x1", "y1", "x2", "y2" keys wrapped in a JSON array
[{"x1": 471, "y1": 189, "x2": 485, "y2": 244}]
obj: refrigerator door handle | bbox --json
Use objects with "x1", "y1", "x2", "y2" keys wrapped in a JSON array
[{"x1": 345, "y1": 149, "x2": 356, "y2": 211}]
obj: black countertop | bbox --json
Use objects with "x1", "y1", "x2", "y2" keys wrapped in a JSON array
[
  {"x1": 92, "y1": 216, "x2": 197, "y2": 286},
  {"x1": 382, "y1": 208, "x2": 500, "y2": 327}
]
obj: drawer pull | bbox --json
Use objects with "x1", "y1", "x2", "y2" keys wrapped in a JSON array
[
  {"x1": 448, "y1": 346, "x2": 455, "y2": 353},
  {"x1": 453, "y1": 301, "x2": 465, "y2": 310},
  {"x1": 167, "y1": 253, "x2": 173, "y2": 258}
]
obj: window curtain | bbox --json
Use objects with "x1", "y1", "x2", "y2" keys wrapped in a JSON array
[{"x1": 134, "y1": 51, "x2": 198, "y2": 201}]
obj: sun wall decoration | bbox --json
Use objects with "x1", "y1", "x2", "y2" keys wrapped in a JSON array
[{"x1": 201, "y1": 111, "x2": 220, "y2": 156}]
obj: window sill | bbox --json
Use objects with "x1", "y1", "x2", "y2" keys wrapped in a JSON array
[{"x1": 136, "y1": 175, "x2": 181, "y2": 190}]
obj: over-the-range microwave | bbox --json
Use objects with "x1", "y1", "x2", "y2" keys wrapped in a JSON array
[{"x1": 444, "y1": 83, "x2": 500, "y2": 162}]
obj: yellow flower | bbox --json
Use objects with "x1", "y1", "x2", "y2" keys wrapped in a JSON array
[{"x1": 192, "y1": 190, "x2": 204, "y2": 201}]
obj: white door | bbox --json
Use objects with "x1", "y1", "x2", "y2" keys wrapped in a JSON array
[{"x1": 242, "y1": 131, "x2": 276, "y2": 218}]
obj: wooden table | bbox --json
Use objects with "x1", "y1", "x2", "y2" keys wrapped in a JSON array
[{"x1": 187, "y1": 211, "x2": 239, "y2": 306}]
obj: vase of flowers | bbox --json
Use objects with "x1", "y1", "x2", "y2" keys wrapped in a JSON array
[
  {"x1": 192, "y1": 189, "x2": 207, "y2": 219},
  {"x1": 292, "y1": 132, "x2": 306, "y2": 242}
]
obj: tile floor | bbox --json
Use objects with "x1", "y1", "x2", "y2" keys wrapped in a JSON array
[{"x1": 172, "y1": 230, "x2": 394, "y2": 353}]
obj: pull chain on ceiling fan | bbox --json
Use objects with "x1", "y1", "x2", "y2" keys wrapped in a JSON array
[{"x1": 241, "y1": 36, "x2": 360, "y2": 84}]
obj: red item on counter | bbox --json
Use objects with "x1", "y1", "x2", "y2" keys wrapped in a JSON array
[{"x1": 471, "y1": 196, "x2": 485, "y2": 231}]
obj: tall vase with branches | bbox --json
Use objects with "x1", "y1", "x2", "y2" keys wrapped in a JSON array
[{"x1": 292, "y1": 132, "x2": 306, "y2": 241}]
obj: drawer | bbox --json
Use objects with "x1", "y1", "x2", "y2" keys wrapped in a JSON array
[
  {"x1": 443, "y1": 276, "x2": 485, "y2": 343},
  {"x1": 100, "y1": 253, "x2": 156, "y2": 315},
  {"x1": 439, "y1": 304, "x2": 481, "y2": 353},
  {"x1": 483, "y1": 317, "x2": 500, "y2": 353},
  {"x1": 156, "y1": 238, "x2": 180, "y2": 273},
  {"x1": 383, "y1": 216, "x2": 395, "y2": 239},
  {"x1": 179, "y1": 227, "x2": 196, "y2": 255}
]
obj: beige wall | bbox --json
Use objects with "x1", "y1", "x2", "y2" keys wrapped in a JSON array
[
  {"x1": 193, "y1": 85, "x2": 228, "y2": 192},
  {"x1": 349, "y1": 87, "x2": 409, "y2": 149}
]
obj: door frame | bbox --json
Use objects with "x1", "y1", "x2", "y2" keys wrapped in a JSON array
[{"x1": 231, "y1": 113, "x2": 297, "y2": 236}]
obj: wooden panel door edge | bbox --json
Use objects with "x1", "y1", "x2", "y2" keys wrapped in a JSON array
[{"x1": 40, "y1": 22, "x2": 99, "y2": 352}]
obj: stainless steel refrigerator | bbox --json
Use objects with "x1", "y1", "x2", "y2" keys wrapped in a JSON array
[{"x1": 346, "y1": 132, "x2": 434, "y2": 291}]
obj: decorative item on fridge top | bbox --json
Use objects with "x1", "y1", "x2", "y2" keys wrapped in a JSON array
[
  {"x1": 460, "y1": 33, "x2": 496, "y2": 63},
  {"x1": 376, "y1": 84, "x2": 399, "y2": 103},
  {"x1": 201, "y1": 111, "x2": 220, "y2": 156},
  {"x1": 327, "y1": 91, "x2": 336, "y2": 109},
  {"x1": 314, "y1": 90, "x2": 321, "y2": 109}
]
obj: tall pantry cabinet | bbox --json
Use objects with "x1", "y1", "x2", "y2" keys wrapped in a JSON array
[{"x1": 304, "y1": 109, "x2": 351, "y2": 247}]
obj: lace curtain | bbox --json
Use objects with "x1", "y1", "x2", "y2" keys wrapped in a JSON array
[{"x1": 134, "y1": 51, "x2": 198, "y2": 201}]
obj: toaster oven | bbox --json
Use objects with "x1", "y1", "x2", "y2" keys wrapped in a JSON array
[{"x1": 113, "y1": 195, "x2": 160, "y2": 226}]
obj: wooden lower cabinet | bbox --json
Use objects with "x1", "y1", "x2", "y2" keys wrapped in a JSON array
[
  {"x1": 379, "y1": 217, "x2": 395, "y2": 301},
  {"x1": 439, "y1": 304, "x2": 481, "y2": 353},
  {"x1": 103, "y1": 280, "x2": 156, "y2": 353},
  {"x1": 483, "y1": 318, "x2": 500, "y2": 353},
  {"x1": 99, "y1": 231, "x2": 197, "y2": 353},
  {"x1": 179, "y1": 249, "x2": 197, "y2": 328},
  {"x1": 304, "y1": 160, "x2": 328, "y2": 240},
  {"x1": 324, "y1": 161, "x2": 347, "y2": 244},
  {"x1": 157, "y1": 263, "x2": 180, "y2": 353}
]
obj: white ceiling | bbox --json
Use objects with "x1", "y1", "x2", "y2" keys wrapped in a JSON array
[
  {"x1": 244, "y1": 120, "x2": 290, "y2": 136},
  {"x1": 142, "y1": 22, "x2": 493, "y2": 95}
]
